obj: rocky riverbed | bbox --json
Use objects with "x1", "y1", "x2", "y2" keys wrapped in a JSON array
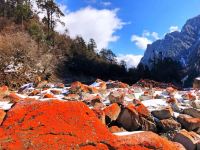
[{"x1": 0, "y1": 79, "x2": 199, "y2": 149}]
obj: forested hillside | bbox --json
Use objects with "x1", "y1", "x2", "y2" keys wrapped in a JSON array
[{"x1": 0, "y1": 0, "x2": 142, "y2": 88}]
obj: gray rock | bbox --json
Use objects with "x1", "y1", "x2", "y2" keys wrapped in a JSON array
[
  {"x1": 117, "y1": 106, "x2": 140, "y2": 131},
  {"x1": 183, "y1": 108, "x2": 200, "y2": 118},
  {"x1": 151, "y1": 107, "x2": 173, "y2": 120}
]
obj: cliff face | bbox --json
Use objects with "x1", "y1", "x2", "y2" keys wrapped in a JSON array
[{"x1": 140, "y1": 15, "x2": 200, "y2": 69}]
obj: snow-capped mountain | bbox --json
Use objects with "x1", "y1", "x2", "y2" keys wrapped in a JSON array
[{"x1": 140, "y1": 15, "x2": 200, "y2": 68}]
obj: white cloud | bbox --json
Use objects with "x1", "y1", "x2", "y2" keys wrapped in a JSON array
[
  {"x1": 117, "y1": 54, "x2": 143, "y2": 68},
  {"x1": 131, "y1": 31, "x2": 160, "y2": 50},
  {"x1": 169, "y1": 26, "x2": 180, "y2": 33},
  {"x1": 131, "y1": 35, "x2": 152, "y2": 50},
  {"x1": 101, "y1": 1, "x2": 112, "y2": 6},
  {"x1": 55, "y1": 7, "x2": 125, "y2": 50},
  {"x1": 151, "y1": 32, "x2": 159, "y2": 40}
]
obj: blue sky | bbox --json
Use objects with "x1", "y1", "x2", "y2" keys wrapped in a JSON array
[{"x1": 56, "y1": 0, "x2": 200, "y2": 67}]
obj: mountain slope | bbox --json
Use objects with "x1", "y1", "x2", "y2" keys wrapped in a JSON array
[{"x1": 140, "y1": 15, "x2": 200, "y2": 68}]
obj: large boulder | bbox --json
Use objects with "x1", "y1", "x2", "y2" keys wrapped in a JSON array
[
  {"x1": 0, "y1": 100, "x2": 185, "y2": 150},
  {"x1": 0, "y1": 86, "x2": 9, "y2": 99},
  {"x1": 158, "y1": 119, "x2": 181, "y2": 132},
  {"x1": 139, "y1": 117, "x2": 157, "y2": 132},
  {"x1": 190, "y1": 100, "x2": 200, "y2": 109},
  {"x1": 183, "y1": 108, "x2": 200, "y2": 118},
  {"x1": 69, "y1": 81, "x2": 89, "y2": 94},
  {"x1": 103, "y1": 103, "x2": 121, "y2": 122},
  {"x1": 177, "y1": 114, "x2": 200, "y2": 131},
  {"x1": 174, "y1": 129, "x2": 200, "y2": 150},
  {"x1": 132, "y1": 99, "x2": 151, "y2": 119},
  {"x1": 108, "y1": 90, "x2": 125, "y2": 104},
  {"x1": 117, "y1": 105, "x2": 140, "y2": 131},
  {"x1": 116, "y1": 131, "x2": 186, "y2": 150},
  {"x1": 152, "y1": 107, "x2": 173, "y2": 120}
]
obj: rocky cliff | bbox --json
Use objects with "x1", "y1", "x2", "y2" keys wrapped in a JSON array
[{"x1": 140, "y1": 15, "x2": 200, "y2": 69}]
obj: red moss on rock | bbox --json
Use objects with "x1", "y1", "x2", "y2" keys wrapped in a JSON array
[
  {"x1": 0, "y1": 100, "x2": 185, "y2": 150},
  {"x1": 0, "y1": 86, "x2": 9, "y2": 98},
  {"x1": 0, "y1": 110, "x2": 6, "y2": 125},
  {"x1": 43, "y1": 93, "x2": 55, "y2": 98},
  {"x1": 103, "y1": 103, "x2": 121, "y2": 121},
  {"x1": 29, "y1": 89, "x2": 40, "y2": 96},
  {"x1": 8, "y1": 93, "x2": 22, "y2": 102}
]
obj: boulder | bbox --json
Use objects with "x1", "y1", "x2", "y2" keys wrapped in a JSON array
[
  {"x1": 152, "y1": 107, "x2": 173, "y2": 120},
  {"x1": 103, "y1": 103, "x2": 121, "y2": 122},
  {"x1": 83, "y1": 95, "x2": 102, "y2": 107},
  {"x1": 109, "y1": 126, "x2": 126, "y2": 133},
  {"x1": 116, "y1": 131, "x2": 186, "y2": 150},
  {"x1": 182, "y1": 93, "x2": 196, "y2": 101},
  {"x1": 107, "y1": 81, "x2": 129, "y2": 89},
  {"x1": 69, "y1": 81, "x2": 89, "y2": 94},
  {"x1": 190, "y1": 100, "x2": 200, "y2": 109},
  {"x1": 43, "y1": 93, "x2": 55, "y2": 99},
  {"x1": 0, "y1": 86, "x2": 9, "y2": 98},
  {"x1": 117, "y1": 105, "x2": 140, "y2": 131},
  {"x1": 7, "y1": 93, "x2": 22, "y2": 102},
  {"x1": 0, "y1": 109, "x2": 6, "y2": 125},
  {"x1": 108, "y1": 90, "x2": 125, "y2": 104},
  {"x1": 64, "y1": 94, "x2": 80, "y2": 101},
  {"x1": 132, "y1": 99, "x2": 151, "y2": 118},
  {"x1": 174, "y1": 129, "x2": 200, "y2": 150},
  {"x1": 139, "y1": 117, "x2": 157, "y2": 132},
  {"x1": 0, "y1": 100, "x2": 185, "y2": 150},
  {"x1": 28, "y1": 89, "x2": 40, "y2": 96},
  {"x1": 158, "y1": 119, "x2": 181, "y2": 132},
  {"x1": 177, "y1": 114, "x2": 200, "y2": 131},
  {"x1": 55, "y1": 83, "x2": 65, "y2": 88},
  {"x1": 183, "y1": 108, "x2": 200, "y2": 118},
  {"x1": 50, "y1": 90, "x2": 61, "y2": 95},
  {"x1": 36, "y1": 80, "x2": 48, "y2": 89}
]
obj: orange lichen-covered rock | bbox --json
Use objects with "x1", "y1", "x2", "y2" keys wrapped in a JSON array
[
  {"x1": 103, "y1": 103, "x2": 121, "y2": 121},
  {"x1": 0, "y1": 100, "x2": 115, "y2": 149},
  {"x1": 132, "y1": 100, "x2": 151, "y2": 118},
  {"x1": 70, "y1": 81, "x2": 89, "y2": 93},
  {"x1": 109, "y1": 126, "x2": 126, "y2": 133},
  {"x1": 29, "y1": 89, "x2": 40, "y2": 96},
  {"x1": 182, "y1": 93, "x2": 196, "y2": 101},
  {"x1": 108, "y1": 91, "x2": 125, "y2": 104},
  {"x1": 177, "y1": 114, "x2": 200, "y2": 131},
  {"x1": 0, "y1": 100, "x2": 185, "y2": 150},
  {"x1": 174, "y1": 129, "x2": 200, "y2": 150},
  {"x1": 0, "y1": 86, "x2": 9, "y2": 98},
  {"x1": 116, "y1": 131, "x2": 185, "y2": 150},
  {"x1": 88, "y1": 86, "x2": 99, "y2": 94},
  {"x1": 50, "y1": 90, "x2": 61, "y2": 95},
  {"x1": 0, "y1": 109, "x2": 6, "y2": 125},
  {"x1": 8, "y1": 93, "x2": 22, "y2": 102},
  {"x1": 43, "y1": 93, "x2": 55, "y2": 99},
  {"x1": 55, "y1": 83, "x2": 65, "y2": 88},
  {"x1": 107, "y1": 81, "x2": 129, "y2": 89}
]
